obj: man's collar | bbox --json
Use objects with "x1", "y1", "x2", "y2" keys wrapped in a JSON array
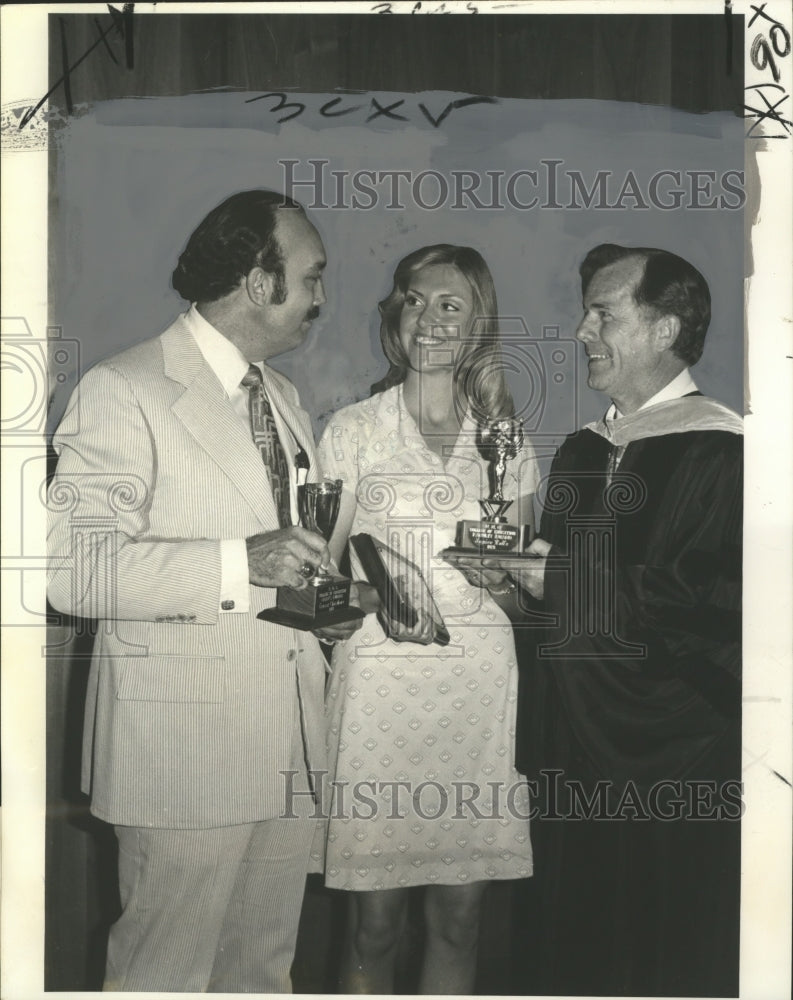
[
  {"x1": 606, "y1": 368, "x2": 697, "y2": 423},
  {"x1": 183, "y1": 304, "x2": 251, "y2": 396}
]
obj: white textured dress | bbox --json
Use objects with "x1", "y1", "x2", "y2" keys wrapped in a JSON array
[{"x1": 312, "y1": 385, "x2": 536, "y2": 891}]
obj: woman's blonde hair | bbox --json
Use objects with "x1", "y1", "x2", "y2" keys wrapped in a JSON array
[{"x1": 371, "y1": 244, "x2": 514, "y2": 420}]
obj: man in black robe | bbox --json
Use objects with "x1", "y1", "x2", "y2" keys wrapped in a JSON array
[{"x1": 501, "y1": 244, "x2": 742, "y2": 997}]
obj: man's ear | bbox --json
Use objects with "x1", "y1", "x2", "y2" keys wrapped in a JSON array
[
  {"x1": 245, "y1": 267, "x2": 275, "y2": 306},
  {"x1": 653, "y1": 314, "x2": 681, "y2": 354}
]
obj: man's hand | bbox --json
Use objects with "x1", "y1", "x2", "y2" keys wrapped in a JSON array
[
  {"x1": 312, "y1": 620, "x2": 363, "y2": 644},
  {"x1": 453, "y1": 556, "x2": 513, "y2": 592},
  {"x1": 246, "y1": 527, "x2": 330, "y2": 589},
  {"x1": 507, "y1": 536, "x2": 552, "y2": 600}
]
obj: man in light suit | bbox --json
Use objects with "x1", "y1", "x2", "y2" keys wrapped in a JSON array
[{"x1": 47, "y1": 190, "x2": 358, "y2": 992}]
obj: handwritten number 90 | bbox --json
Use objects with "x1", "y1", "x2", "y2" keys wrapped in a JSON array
[{"x1": 750, "y1": 12, "x2": 791, "y2": 84}]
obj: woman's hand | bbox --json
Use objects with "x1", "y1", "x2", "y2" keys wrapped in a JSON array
[
  {"x1": 311, "y1": 581, "x2": 380, "y2": 646},
  {"x1": 350, "y1": 580, "x2": 382, "y2": 614}
]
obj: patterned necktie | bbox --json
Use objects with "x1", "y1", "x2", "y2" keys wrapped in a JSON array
[
  {"x1": 606, "y1": 444, "x2": 626, "y2": 486},
  {"x1": 241, "y1": 365, "x2": 292, "y2": 527},
  {"x1": 604, "y1": 414, "x2": 626, "y2": 486}
]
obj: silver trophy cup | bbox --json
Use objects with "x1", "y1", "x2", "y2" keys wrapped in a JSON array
[{"x1": 258, "y1": 479, "x2": 364, "y2": 629}]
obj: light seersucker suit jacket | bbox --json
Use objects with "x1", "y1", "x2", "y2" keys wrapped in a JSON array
[{"x1": 47, "y1": 315, "x2": 328, "y2": 829}]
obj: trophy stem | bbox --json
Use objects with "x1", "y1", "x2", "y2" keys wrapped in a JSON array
[
  {"x1": 479, "y1": 498, "x2": 514, "y2": 522},
  {"x1": 444, "y1": 417, "x2": 528, "y2": 560}
]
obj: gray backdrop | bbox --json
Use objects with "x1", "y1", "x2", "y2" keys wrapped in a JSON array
[{"x1": 50, "y1": 91, "x2": 745, "y2": 479}]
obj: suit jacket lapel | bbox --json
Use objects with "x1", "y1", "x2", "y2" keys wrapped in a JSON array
[{"x1": 162, "y1": 320, "x2": 279, "y2": 529}]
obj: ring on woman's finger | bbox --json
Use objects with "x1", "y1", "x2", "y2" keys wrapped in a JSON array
[{"x1": 298, "y1": 561, "x2": 315, "y2": 579}]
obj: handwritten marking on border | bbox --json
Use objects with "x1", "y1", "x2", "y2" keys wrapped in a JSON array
[
  {"x1": 745, "y1": 3, "x2": 792, "y2": 138},
  {"x1": 245, "y1": 92, "x2": 498, "y2": 129}
]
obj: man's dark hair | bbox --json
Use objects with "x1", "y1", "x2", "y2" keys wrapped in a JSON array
[
  {"x1": 580, "y1": 244, "x2": 711, "y2": 366},
  {"x1": 171, "y1": 190, "x2": 304, "y2": 305}
]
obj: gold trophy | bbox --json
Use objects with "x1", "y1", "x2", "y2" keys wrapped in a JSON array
[
  {"x1": 258, "y1": 479, "x2": 364, "y2": 630},
  {"x1": 441, "y1": 417, "x2": 531, "y2": 564}
]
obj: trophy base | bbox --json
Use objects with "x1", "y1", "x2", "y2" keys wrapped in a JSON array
[
  {"x1": 440, "y1": 546, "x2": 539, "y2": 570},
  {"x1": 442, "y1": 523, "x2": 535, "y2": 568},
  {"x1": 454, "y1": 520, "x2": 524, "y2": 553},
  {"x1": 257, "y1": 574, "x2": 365, "y2": 631},
  {"x1": 257, "y1": 605, "x2": 366, "y2": 630}
]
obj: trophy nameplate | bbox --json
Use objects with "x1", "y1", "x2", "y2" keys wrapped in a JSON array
[
  {"x1": 453, "y1": 508, "x2": 524, "y2": 554},
  {"x1": 258, "y1": 479, "x2": 365, "y2": 630}
]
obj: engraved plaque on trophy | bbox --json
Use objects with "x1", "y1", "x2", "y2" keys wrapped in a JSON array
[
  {"x1": 440, "y1": 417, "x2": 533, "y2": 567},
  {"x1": 258, "y1": 479, "x2": 365, "y2": 630}
]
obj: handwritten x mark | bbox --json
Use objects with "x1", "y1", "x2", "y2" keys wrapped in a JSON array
[{"x1": 744, "y1": 84, "x2": 792, "y2": 138}]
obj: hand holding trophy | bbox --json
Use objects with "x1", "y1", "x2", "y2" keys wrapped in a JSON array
[{"x1": 258, "y1": 479, "x2": 365, "y2": 630}]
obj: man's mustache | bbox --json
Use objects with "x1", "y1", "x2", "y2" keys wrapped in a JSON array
[{"x1": 306, "y1": 305, "x2": 321, "y2": 322}]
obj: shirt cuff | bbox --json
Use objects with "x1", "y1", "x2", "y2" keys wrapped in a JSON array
[{"x1": 219, "y1": 539, "x2": 250, "y2": 614}]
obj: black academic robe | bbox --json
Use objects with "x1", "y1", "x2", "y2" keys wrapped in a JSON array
[{"x1": 514, "y1": 424, "x2": 742, "y2": 998}]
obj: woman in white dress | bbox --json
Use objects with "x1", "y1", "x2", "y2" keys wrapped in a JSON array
[{"x1": 315, "y1": 245, "x2": 537, "y2": 993}]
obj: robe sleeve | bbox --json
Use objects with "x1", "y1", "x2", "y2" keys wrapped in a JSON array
[
  {"x1": 543, "y1": 430, "x2": 742, "y2": 718},
  {"x1": 626, "y1": 432, "x2": 742, "y2": 718},
  {"x1": 527, "y1": 430, "x2": 742, "y2": 783}
]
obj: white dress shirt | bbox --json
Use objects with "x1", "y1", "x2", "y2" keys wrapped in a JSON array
[
  {"x1": 183, "y1": 304, "x2": 270, "y2": 615},
  {"x1": 605, "y1": 368, "x2": 698, "y2": 424}
]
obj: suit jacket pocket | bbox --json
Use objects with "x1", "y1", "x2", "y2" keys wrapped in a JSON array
[{"x1": 116, "y1": 655, "x2": 226, "y2": 703}]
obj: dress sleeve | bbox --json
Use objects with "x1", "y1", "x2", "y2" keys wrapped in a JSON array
[{"x1": 317, "y1": 408, "x2": 362, "y2": 496}]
